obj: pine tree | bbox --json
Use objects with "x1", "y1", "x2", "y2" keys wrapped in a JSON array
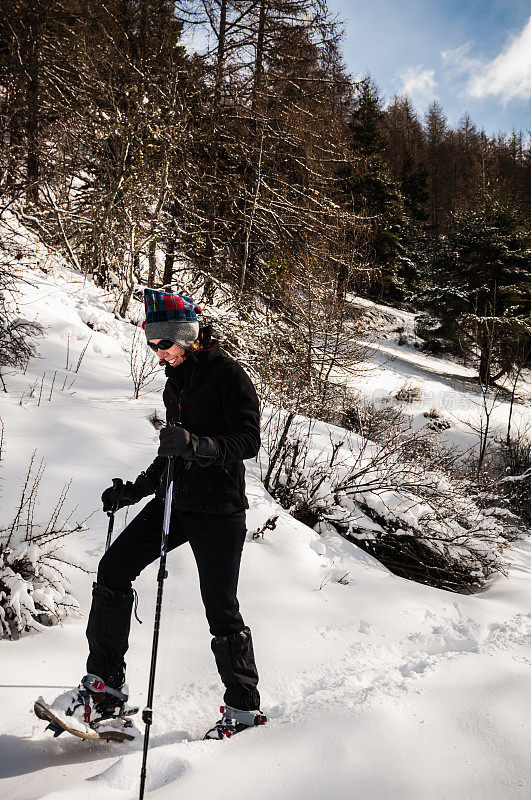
[
  {"x1": 424, "y1": 101, "x2": 449, "y2": 234},
  {"x1": 418, "y1": 192, "x2": 531, "y2": 383},
  {"x1": 340, "y1": 77, "x2": 411, "y2": 299},
  {"x1": 400, "y1": 152, "x2": 429, "y2": 224}
]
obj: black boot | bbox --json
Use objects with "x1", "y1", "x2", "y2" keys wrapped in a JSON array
[
  {"x1": 211, "y1": 626, "x2": 260, "y2": 711},
  {"x1": 86, "y1": 582, "x2": 134, "y2": 691}
]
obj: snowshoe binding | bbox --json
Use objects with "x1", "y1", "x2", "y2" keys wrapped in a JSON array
[
  {"x1": 204, "y1": 705, "x2": 267, "y2": 740},
  {"x1": 34, "y1": 674, "x2": 139, "y2": 742}
]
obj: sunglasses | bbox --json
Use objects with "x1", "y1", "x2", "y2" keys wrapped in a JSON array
[{"x1": 147, "y1": 339, "x2": 177, "y2": 352}]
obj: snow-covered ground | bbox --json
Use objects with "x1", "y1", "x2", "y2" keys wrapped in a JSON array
[
  {"x1": 344, "y1": 294, "x2": 531, "y2": 456},
  {"x1": 1, "y1": 228, "x2": 530, "y2": 800}
]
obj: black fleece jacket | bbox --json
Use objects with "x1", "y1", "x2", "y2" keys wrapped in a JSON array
[{"x1": 138, "y1": 341, "x2": 260, "y2": 513}]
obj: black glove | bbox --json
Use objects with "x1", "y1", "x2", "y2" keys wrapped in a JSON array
[
  {"x1": 158, "y1": 426, "x2": 220, "y2": 466},
  {"x1": 188, "y1": 433, "x2": 220, "y2": 466},
  {"x1": 101, "y1": 476, "x2": 150, "y2": 512},
  {"x1": 158, "y1": 426, "x2": 191, "y2": 458}
]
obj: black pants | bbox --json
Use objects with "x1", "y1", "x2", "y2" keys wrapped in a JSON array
[{"x1": 86, "y1": 497, "x2": 260, "y2": 711}]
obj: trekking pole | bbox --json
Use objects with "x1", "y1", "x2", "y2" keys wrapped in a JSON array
[
  {"x1": 139, "y1": 454, "x2": 175, "y2": 800},
  {"x1": 105, "y1": 479, "x2": 122, "y2": 552}
]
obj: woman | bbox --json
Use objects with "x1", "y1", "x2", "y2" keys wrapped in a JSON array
[{"x1": 43, "y1": 288, "x2": 264, "y2": 741}]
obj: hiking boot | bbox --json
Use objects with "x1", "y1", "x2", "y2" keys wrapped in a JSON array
[
  {"x1": 204, "y1": 705, "x2": 267, "y2": 740},
  {"x1": 35, "y1": 674, "x2": 137, "y2": 737}
]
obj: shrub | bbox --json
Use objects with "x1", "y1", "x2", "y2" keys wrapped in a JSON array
[
  {"x1": 497, "y1": 433, "x2": 531, "y2": 522},
  {"x1": 0, "y1": 452, "x2": 89, "y2": 639},
  {"x1": 423, "y1": 408, "x2": 452, "y2": 432},
  {"x1": 260, "y1": 410, "x2": 515, "y2": 592},
  {"x1": 395, "y1": 381, "x2": 423, "y2": 403},
  {"x1": 0, "y1": 216, "x2": 43, "y2": 388},
  {"x1": 338, "y1": 396, "x2": 405, "y2": 443}
]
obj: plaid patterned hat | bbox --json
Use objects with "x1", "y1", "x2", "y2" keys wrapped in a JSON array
[{"x1": 143, "y1": 288, "x2": 202, "y2": 348}]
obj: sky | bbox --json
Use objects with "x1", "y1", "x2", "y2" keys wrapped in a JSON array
[{"x1": 327, "y1": 0, "x2": 531, "y2": 136}]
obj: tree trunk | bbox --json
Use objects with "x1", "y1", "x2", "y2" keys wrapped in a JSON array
[
  {"x1": 25, "y1": 3, "x2": 40, "y2": 204},
  {"x1": 251, "y1": 0, "x2": 266, "y2": 118},
  {"x1": 146, "y1": 153, "x2": 169, "y2": 286},
  {"x1": 115, "y1": 222, "x2": 136, "y2": 317},
  {"x1": 147, "y1": 238, "x2": 157, "y2": 286},
  {"x1": 478, "y1": 346, "x2": 491, "y2": 386},
  {"x1": 213, "y1": 0, "x2": 227, "y2": 111},
  {"x1": 206, "y1": 0, "x2": 227, "y2": 270},
  {"x1": 161, "y1": 236, "x2": 175, "y2": 289},
  {"x1": 239, "y1": 131, "x2": 264, "y2": 292},
  {"x1": 336, "y1": 262, "x2": 349, "y2": 299},
  {"x1": 138, "y1": 0, "x2": 149, "y2": 67}
]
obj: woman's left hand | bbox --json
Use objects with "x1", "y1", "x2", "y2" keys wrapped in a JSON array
[{"x1": 158, "y1": 425, "x2": 191, "y2": 458}]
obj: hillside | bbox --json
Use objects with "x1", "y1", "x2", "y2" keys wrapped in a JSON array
[{"x1": 0, "y1": 228, "x2": 529, "y2": 800}]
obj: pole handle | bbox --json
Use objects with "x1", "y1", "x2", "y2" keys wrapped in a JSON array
[
  {"x1": 105, "y1": 511, "x2": 114, "y2": 552},
  {"x1": 104, "y1": 478, "x2": 122, "y2": 551}
]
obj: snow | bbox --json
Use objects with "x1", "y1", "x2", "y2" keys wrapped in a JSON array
[
  {"x1": 0, "y1": 217, "x2": 530, "y2": 799},
  {"x1": 342, "y1": 293, "x2": 531, "y2": 455}
]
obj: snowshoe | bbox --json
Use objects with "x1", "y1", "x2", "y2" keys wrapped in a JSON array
[
  {"x1": 204, "y1": 705, "x2": 267, "y2": 740},
  {"x1": 34, "y1": 674, "x2": 139, "y2": 742}
]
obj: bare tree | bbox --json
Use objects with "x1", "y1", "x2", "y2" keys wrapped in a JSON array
[{"x1": 126, "y1": 325, "x2": 161, "y2": 399}]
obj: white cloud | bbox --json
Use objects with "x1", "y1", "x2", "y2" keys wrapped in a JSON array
[
  {"x1": 397, "y1": 66, "x2": 437, "y2": 105},
  {"x1": 441, "y1": 42, "x2": 480, "y2": 75},
  {"x1": 442, "y1": 16, "x2": 531, "y2": 103}
]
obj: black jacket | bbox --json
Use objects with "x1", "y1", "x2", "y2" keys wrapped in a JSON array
[{"x1": 139, "y1": 341, "x2": 260, "y2": 514}]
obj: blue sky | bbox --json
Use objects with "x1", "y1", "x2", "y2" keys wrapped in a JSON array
[{"x1": 327, "y1": 0, "x2": 531, "y2": 136}]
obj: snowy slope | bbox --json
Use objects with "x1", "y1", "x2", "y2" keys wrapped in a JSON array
[
  {"x1": 0, "y1": 236, "x2": 530, "y2": 800},
  {"x1": 343, "y1": 294, "x2": 531, "y2": 455}
]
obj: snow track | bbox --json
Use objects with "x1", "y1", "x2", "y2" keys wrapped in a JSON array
[
  {"x1": 26, "y1": 612, "x2": 530, "y2": 800},
  {"x1": 5, "y1": 527, "x2": 528, "y2": 800}
]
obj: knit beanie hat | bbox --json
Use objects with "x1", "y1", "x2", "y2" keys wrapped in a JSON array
[{"x1": 143, "y1": 288, "x2": 202, "y2": 348}]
